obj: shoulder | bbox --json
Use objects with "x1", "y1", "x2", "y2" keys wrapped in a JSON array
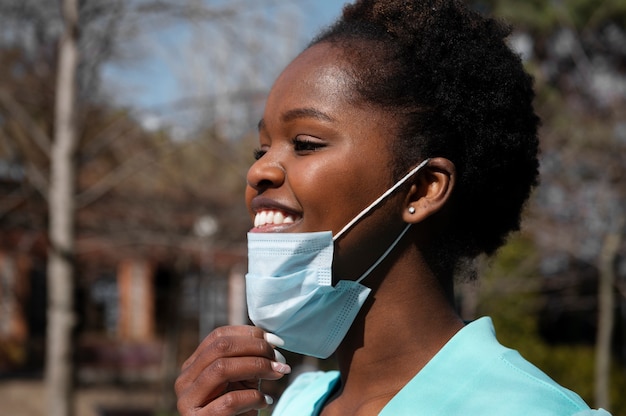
[
  {"x1": 271, "y1": 371, "x2": 340, "y2": 416},
  {"x1": 456, "y1": 317, "x2": 604, "y2": 415},
  {"x1": 381, "y1": 317, "x2": 611, "y2": 416},
  {"x1": 487, "y1": 347, "x2": 598, "y2": 415}
]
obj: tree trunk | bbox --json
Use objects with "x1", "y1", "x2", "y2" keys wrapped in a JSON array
[
  {"x1": 45, "y1": 1, "x2": 79, "y2": 416},
  {"x1": 594, "y1": 216, "x2": 623, "y2": 410}
]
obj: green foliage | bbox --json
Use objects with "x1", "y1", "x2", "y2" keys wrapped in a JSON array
[
  {"x1": 473, "y1": 0, "x2": 557, "y2": 32},
  {"x1": 565, "y1": 0, "x2": 626, "y2": 28},
  {"x1": 475, "y1": 236, "x2": 626, "y2": 415},
  {"x1": 473, "y1": 0, "x2": 626, "y2": 32}
]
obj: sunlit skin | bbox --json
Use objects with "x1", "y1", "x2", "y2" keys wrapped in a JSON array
[
  {"x1": 175, "y1": 42, "x2": 464, "y2": 416},
  {"x1": 246, "y1": 42, "x2": 413, "y2": 283},
  {"x1": 246, "y1": 42, "x2": 464, "y2": 415}
]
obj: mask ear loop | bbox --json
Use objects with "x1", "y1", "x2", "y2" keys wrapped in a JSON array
[
  {"x1": 333, "y1": 158, "x2": 431, "y2": 242},
  {"x1": 355, "y1": 223, "x2": 412, "y2": 284},
  {"x1": 331, "y1": 158, "x2": 430, "y2": 285}
]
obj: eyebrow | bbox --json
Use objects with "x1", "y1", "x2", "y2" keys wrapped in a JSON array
[{"x1": 257, "y1": 107, "x2": 334, "y2": 132}]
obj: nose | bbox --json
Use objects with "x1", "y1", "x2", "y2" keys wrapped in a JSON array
[{"x1": 246, "y1": 157, "x2": 286, "y2": 192}]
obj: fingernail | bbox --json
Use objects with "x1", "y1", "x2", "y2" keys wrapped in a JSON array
[
  {"x1": 264, "y1": 333, "x2": 285, "y2": 347},
  {"x1": 274, "y1": 349, "x2": 286, "y2": 364},
  {"x1": 264, "y1": 394, "x2": 274, "y2": 405},
  {"x1": 271, "y1": 361, "x2": 292, "y2": 374}
]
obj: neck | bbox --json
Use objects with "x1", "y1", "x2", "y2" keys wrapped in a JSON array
[{"x1": 325, "y1": 249, "x2": 464, "y2": 415}]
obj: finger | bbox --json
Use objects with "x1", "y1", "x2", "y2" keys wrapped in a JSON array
[
  {"x1": 180, "y1": 355, "x2": 289, "y2": 406},
  {"x1": 183, "y1": 326, "x2": 266, "y2": 371},
  {"x1": 212, "y1": 389, "x2": 274, "y2": 416},
  {"x1": 178, "y1": 388, "x2": 272, "y2": 416},
  {"x1": 176, "y1": 356, "x2": 284, "y2": 416},
  {"x1": 177, "y1": 333, "x2": 279, "y2": 394},
  {"x1": 175, "y1": 350, "x2": 290, "y2": 410}
]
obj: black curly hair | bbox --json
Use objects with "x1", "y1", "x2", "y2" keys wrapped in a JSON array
[{"x1": 310, "y1": 0, "x2": 540, "y2": 279}]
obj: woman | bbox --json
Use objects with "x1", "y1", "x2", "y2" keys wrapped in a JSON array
[{"x1": 175, "y1": 1, "x2": 611, "y2": 415}]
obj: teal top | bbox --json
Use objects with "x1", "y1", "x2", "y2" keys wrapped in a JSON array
[{"x1": 271, "y1": 317, "x2": 611, "y2": 415}]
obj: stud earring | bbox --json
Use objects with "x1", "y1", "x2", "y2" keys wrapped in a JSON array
[{"x1": 408, "y1": 206, "x2": 416, "y2": 214}]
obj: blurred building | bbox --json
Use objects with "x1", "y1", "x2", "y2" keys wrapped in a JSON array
[{"x1": 0, "y1": 159, "x2": 247, "y2": 384}]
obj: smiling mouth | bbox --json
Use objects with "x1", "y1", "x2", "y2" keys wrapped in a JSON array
[{"x1": 254, "y1": 210, "x2": 297, "y2": 228}]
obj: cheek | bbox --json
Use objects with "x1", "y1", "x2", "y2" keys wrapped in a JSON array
[
  {"x1": 293, "y1": 161, "x2": 345, "y2": 219},
  {"x1": 297, "y1": 160, "x2": 379, "y2": 225}
]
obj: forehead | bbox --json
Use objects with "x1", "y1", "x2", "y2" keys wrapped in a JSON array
[
  {"x1": 261, "y1": 42, "x2": 398, "y2": 179},
  {"x1": 265, "y1": 43, "x2": 358, "y2": 113}
]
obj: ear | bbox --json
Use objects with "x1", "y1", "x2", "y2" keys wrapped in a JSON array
[{"x1": 402, "y1": 157, "x2": 455, "y2": 224}]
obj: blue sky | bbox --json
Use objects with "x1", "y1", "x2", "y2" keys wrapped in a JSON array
[
  {"x1": 307, "y1": 0, "x2": 345, "y2": 36},
  {"x1": 103, "y1": 1, "x2": 345, "y2": 121}
]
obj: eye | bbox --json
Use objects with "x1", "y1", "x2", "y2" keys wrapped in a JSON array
[
  {"x1": 253, "y1": 148, "x2": 266, "y2": 160},
  {"x1": 292, "y1": 136, "x2": 325, "y2": 154}
]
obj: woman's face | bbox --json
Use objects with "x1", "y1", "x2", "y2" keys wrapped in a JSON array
[{"x1": 245, "y1": 42, "x2": 408, "y2": 279}]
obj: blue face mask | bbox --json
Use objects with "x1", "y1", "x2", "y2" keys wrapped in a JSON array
[{"x1": 246, "y1": 159, "x2": 430, "y2": 358}]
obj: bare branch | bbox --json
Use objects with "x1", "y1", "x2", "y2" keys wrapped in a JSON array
[
  {"x1": 75, "y1": 148, "x2": 156, "y2": 208},
  {"x1": 133, "y1": 1, "x2": 237, "y2": 20},
  {"x1": 24, "y1": 162, "x2": 49, "y2": 199},
  {"x1": 0, "y1": 124, "x2": 50, "y2": 197},
  {"x1": 80, "y1": 114, "x2": 140, "y2": 161},
  {"x1": 0, "y1": 187, "x2": 26, "y2": 219},
  {"x1": 76, "y1": 137, "x2": 191, "y2": 209},
  {"x1": 136, "y1": 88, "x2": 267, "y2": 115},
  {"x1": 0, "y1": 88, "x2": 51, "y2": 156}
]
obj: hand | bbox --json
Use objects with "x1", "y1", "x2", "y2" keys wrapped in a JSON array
[{"x1": 175, "y1": 325, "x2": 291, "y2": 416}]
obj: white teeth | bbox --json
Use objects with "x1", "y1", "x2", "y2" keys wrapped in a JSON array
[
  {"x1": 254, "y1": 211, "x2": 266, "y2": 227},
  {"x1": 254, "y1": 210, "x2": 296, "y2": 227}
]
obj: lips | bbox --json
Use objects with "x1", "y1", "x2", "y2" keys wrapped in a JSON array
[{"x1": 249, "y1": 196, "x2": 302, "y2": 232}]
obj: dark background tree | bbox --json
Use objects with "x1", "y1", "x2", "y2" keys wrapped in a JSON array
[
  {"x1": 465, "y1": 1, "x2": 626, "y2": 413},
  {"x1": 0, "y1": 1, "x2": 305, "y2": 415}
]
